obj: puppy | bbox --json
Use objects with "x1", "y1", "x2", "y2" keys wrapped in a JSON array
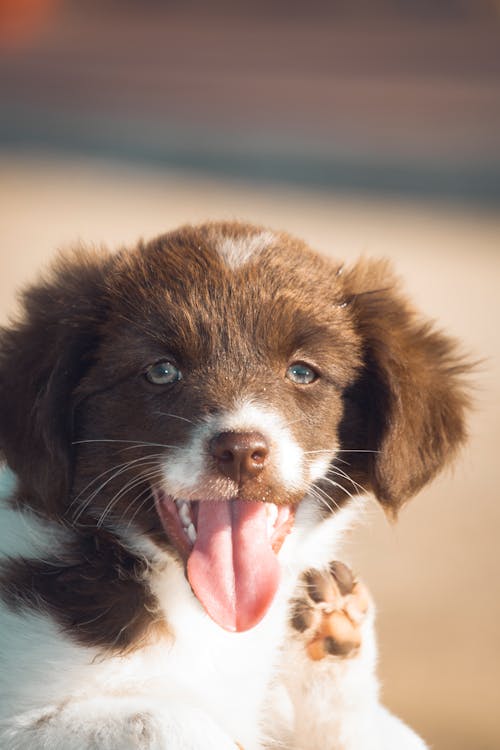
[{"x1": 0, "y1": 222, "x2": 468, "y2": 749}]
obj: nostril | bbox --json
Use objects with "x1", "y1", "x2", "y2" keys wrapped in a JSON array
[
  {"x1": 251, "y1": 450, "x2": 266, "y2": 464},
  {"x1": 219, "y1": 450, "x2": 234, "y2": 463}
]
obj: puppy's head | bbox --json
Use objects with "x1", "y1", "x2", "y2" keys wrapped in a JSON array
[{"x1": 0, "y1": 222, "x2": 469, "y2": 631}]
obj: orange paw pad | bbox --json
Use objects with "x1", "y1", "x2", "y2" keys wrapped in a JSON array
[{"x1": 290, "y1": 561, "x2": 371, "y2": 661}]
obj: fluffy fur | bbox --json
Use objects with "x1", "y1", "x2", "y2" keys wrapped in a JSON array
[{"x1": 0, "y1": 222, "x2": 469, "y2": 749}]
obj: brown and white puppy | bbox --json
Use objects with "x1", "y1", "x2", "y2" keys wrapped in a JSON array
[{"x1": 0, "y1": 222, "x2": 468, "y2": 749}]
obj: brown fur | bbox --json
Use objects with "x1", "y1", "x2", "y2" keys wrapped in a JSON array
[
  {"x1": 0, "y1": 221, "x2": 470, "y2": 651},
  {"x1": 0, "y1": 524, "x2": 166, "y2": 654}
]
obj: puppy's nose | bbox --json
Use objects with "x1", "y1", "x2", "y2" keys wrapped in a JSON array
[{"x1": 210, "y1": 431, "x2": 269, "y2": 483}]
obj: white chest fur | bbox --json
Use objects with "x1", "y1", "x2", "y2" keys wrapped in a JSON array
[{"x1": 133, "y1": 559, "x2": 292, "y2": 748}]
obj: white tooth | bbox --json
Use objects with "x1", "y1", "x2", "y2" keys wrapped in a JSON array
[
  {"x1": 280, "y1": 506, "x2": 290, "y2": 522},
  {"x1": 179, "y1": 502, "x2": 191, "y2": 527},
  {"x1": 186, "y1": 523, "x2": 197, "y2": 543},
  {"x1": 267, "y1": 503, "x2": 278, "y2": 526}
]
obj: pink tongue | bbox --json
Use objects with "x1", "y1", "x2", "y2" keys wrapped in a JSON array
[{"x1": 187, "y1": 500, "x2": 280, "y2": 632}]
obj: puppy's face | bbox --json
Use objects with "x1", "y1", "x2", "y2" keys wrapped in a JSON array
[{"x1": 0, "y1": 222, "x2": 469, "y2": 632}]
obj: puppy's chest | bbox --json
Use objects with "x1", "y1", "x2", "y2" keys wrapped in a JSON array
[{"x1": 120, "y1": 560, "x2": 291, "y2": 725}]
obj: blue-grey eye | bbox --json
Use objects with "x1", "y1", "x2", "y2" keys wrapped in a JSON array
[
  {"x1": 286, "y1": 362, "x2": 318, "y2": 385},
  {"x1": 145, "y1": 361, "x2": 182, "y2": 385}
]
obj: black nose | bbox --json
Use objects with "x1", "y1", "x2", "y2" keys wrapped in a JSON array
[{"x1": 210, "y1": 431, "x2": 269, "y2": 483}]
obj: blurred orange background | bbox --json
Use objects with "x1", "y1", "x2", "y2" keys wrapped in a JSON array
[{"x1": 1, "y1": 3, "x2": 499, "y2": 749}]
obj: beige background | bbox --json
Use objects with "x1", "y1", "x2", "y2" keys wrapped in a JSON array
[{"x1": 1, "y1": 151, "x2": 499, "y2": 749}]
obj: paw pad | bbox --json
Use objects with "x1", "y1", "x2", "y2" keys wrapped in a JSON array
[{"x1": 290, "y1": 561, "x2": 370, "y2": 661}]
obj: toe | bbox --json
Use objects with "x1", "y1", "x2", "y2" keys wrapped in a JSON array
[
  {"x1": 290, "y1": 597, "x2": 321, "y2": 633},
  {"x1": 303, "y1": 568, "x2": 340, "y2": 605},
  {"x1": 329, "y1": 561, "x2": 355, "y2": 595}
]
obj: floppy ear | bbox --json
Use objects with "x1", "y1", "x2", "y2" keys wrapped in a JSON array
[
  {"x1": 0, "y1": 249, "x2": 111, "y2": 516},
  {"x1": 337, "y1": 259, "x2": 470, "y2": 513}
]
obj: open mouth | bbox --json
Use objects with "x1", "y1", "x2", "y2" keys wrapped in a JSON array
[{"x1": 153, "y1": 490, "x2": 295, "y2": 633}]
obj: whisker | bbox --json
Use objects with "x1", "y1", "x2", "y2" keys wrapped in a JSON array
[
  {"x1": 311, "y1": 464, "x2": 360, "y2": 504},
  {"x1": 303, "y1": 449, "x2": 336, "y2": 454},
  {"x1": 100, "y1": 485, "x2": 153, "y2": 531},
  {"x1": 319, "y1": 480, "x2": 350, "y2": 504},
  {"x1": 94, "y1": 467, "x2": 163, "y2": 529},
  {"x1": 70, "y1": 454, "x2": 164, "y2": 512},
  {"x1": 316, "y1": 480, "x2": 354, "y2": 506},
  {"x1": 123, "y1": 481, "x2": 164, "y2": 529},
  {"x1": 337, "y1": 448, "x2": 380, "y2": 455},
  {"x1": 72, "y1": 439, "x2": 177, "y2": 450},
  {"x1": 154, "y1": 412, "x2": 196, "y2": 426},
  {"x1": 325, "y1": 465, "x2": 368, "y2": 495},
  {"x1": 320, "y1": 474, "x2": 362, "y2": 500},
  {"x1": 73, "y1": 458, "x2": 163, "y2": 522},
  {"x1": 303, "y1": 448, "x2": 380, "y2": 455},
  {"x1": 308, "y1": 484, "x2": 342, "y2": 513}
]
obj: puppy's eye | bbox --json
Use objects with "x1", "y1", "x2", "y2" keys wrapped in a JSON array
[
  {"x1": 286, "y1": 362, "x2": 318, "y2": 385},
  {"x1": 145, "y1": 361, "x2": 182, "y2": 385}
]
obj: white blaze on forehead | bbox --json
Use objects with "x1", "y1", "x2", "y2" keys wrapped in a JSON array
[
  {"x1": 161, "y1": 399, "x2": 304, "y2": 498},
  {"x1": 216, "y1": 231, "x2": 275, "y2": 270}
]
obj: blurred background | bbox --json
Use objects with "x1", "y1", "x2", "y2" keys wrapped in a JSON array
[{"x1": 1, "y1": 1, "x2": 499, "y2": 748}]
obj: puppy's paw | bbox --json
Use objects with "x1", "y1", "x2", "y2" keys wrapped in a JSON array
[{"x1": 290, "y1": 561, "x2": 371, "y2": 661}]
